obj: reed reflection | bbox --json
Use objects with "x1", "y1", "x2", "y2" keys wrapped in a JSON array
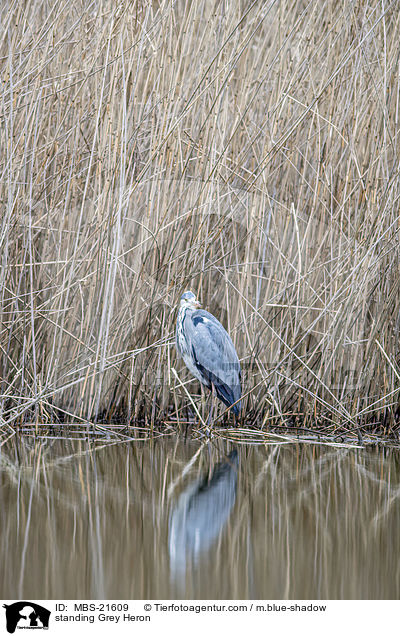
[{"x1": 2, "y1": 436, "x2": 400, "y2": 599}]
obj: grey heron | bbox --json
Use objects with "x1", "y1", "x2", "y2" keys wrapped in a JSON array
[{"x1": 175, "y1": 291, "x2": 241, "y2": 418}]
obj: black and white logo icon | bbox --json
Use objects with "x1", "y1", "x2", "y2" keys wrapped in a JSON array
[{"x1": 3, "y1": 602, "x2": 50, "y2": 633}]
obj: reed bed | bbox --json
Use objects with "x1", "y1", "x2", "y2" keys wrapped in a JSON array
[{"x1": 1, "y1": 0, "x2": 400, "y2": 431}]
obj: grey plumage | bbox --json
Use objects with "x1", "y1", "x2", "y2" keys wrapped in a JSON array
[{"x1": 175, "y1": 291, "x2": 241, "y2": 415}]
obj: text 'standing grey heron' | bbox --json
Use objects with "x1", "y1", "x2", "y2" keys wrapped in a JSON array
[{"x1": 175, "y1": 291, "x2": 241, "y2": 418}]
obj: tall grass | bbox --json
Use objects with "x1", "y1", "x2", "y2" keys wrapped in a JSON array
[{"x1": 1, "y1": 0, "x2": 400, "y2": 428}]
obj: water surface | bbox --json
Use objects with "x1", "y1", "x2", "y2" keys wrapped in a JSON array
[{"x1": 1, "y1": 434, "x2": 399, "y2": 599}]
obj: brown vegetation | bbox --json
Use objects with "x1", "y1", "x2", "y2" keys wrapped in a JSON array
[{"x1": 1, "y1": 0, "x2": 400, "y2": 430}]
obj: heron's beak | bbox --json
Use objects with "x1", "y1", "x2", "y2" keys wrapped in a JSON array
[{"x1": 194, "y1": 300, "x2": 201, "y2": 308}]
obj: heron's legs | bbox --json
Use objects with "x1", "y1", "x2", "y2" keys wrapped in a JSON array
[{"x1": 205, "y1": 384, "x2": 217, "y2": 434}]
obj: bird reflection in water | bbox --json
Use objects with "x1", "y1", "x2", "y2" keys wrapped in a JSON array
[{"x1": 168, "y1": 449, "x2": 238, "y2": 577}]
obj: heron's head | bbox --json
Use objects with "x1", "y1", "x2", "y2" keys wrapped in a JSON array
[{"x1": 179, "y1": 290, "x2": 201, "y2": 309}]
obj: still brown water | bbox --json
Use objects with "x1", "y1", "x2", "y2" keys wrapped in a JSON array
[{"x1": 0, "y1": 434, "x2": 399, "y2": 599}]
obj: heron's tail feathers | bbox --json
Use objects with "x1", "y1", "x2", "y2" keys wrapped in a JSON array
[
  {"x1": 192, "y1": 357, "x2": 241, "y2": 416},
  {"x1": 212, "y1": 377, "x2": 241, "y2": 416}
]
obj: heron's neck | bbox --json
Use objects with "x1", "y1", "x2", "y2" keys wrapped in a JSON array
[{"x1": 179, "y1": 304, "x2": 194, "y2": 320}]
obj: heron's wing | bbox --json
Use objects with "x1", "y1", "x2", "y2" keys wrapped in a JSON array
[{"x1": 188, "y1": 310, "x2": 241, "y2": 411}]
